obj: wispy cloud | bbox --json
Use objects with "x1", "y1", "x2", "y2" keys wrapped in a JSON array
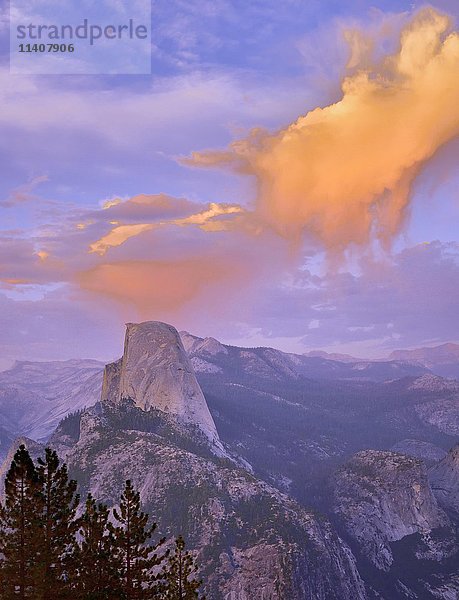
[{"x1": 1, "y1": 175, "x2": 49, "y2": 208}]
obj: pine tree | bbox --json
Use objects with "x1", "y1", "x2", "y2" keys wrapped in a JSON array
[
  {"x1": 35, "y1": 448, "x2": 80, "y2": 599},
  {"x1": 0, "y1": 450, "x2": 207, "y2": 600},
  {"x1": 0, "y1": 445, "x2": 43, "y2": 599},
  {"x1": 110, "y1": 480, "x2": 166, "y2": 599},
  {"x1": 71, "y1": 493, "x2": 122, "y2": 599},
  {"x1": 158, "y1": 536, "x2": 203, "y2": 600}
]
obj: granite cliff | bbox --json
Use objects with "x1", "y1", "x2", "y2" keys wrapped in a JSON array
[
  {"x1": 429, "y1": 443, "x2": 459, "y2": 515},
  {"x1": 101, "y1": 322, "x2": 223, "y2": 453},
  {"x1": 332, "y1": 450, "x2": 453, "y2": 571}
]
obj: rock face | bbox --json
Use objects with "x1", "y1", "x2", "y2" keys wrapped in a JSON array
[
  {"x1": 104, "y1": 322, "x2": 222, "y2": 451},
  {"x1": 56, "y1": 403, "x2": 368, "y2": 600},
  {"x1": 414, "y1": 398, "x2": 459, "y2": 436},
  {"x1": 332, "y1": 450, "x2": 450, "y2": 570},
  {"x1": 429, "y1": 444, "x2": 459, "y2": 514},
  {"x1": 100, "y1": 358, "x2": 122, "y2": 405}
]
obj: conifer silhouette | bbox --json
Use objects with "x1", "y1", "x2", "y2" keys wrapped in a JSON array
[
  {"x1": 35, "y1": 448, "x2": 80, "y2": 599},
  {"x1": 159, "y1": 536, "x2": 204, "y2": 600},
  {"x1": 0, "y1": 445, "x2": 43, "y2": 599},
  {"x1": 0, "y1": 452, "x2": 203, "y2": 599},
  {"x1": 110, "y1": 480, "x2": 166, "y2": 599},
  {"x1": 71, "y1": 493, "x2": 122, "y2": 599}
]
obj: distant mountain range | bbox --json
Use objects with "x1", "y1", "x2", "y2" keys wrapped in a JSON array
[
  {"x1": 181, "y1": 331, "x2": 431, "y2": 382},
  {"x1": 305, "y1": 350, "x2": 361, "y2": 363},
  {"x1": 389, "y1": 343, "x2": 459, "y2": 378},
  {"x1": 1, "y1": 338, "x2": 458, "y2": 460},
  {"x1": 306, "y1": 342, "x2": 459, "y2": 379}
]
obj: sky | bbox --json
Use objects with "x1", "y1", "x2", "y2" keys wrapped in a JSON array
[{"x1": 0, "y1": 0, "x2": 458, "y2": 368}]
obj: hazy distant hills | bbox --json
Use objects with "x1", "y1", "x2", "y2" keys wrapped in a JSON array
[
  {"x1": 306, "y1": 343, "x2": 459, "y2": 379},
  {"x1": 182, "y1": 333, "x2": 459, "y2": 508},
  {"x1": 305, "y1": 350, "x2": 361, "y2": 363},
  {"x1": 389, "y1": 343, "x2": 459, "y2": 379},
  {"x1": 0, "y1": 359, "x2": 103, "y2": 452},
  {"x1": 181, "y1": 331, "x2": 430, "y2": 383}
]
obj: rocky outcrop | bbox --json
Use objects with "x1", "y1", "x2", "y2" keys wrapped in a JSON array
[
  {"x1": 100, "y1": 358, "x2": 122, "y2": 404},
  {"x1": 63, "y1": 402, "x2": 368, "y2": 600},
  {"x1": 103, "y1": 322, "x2": 223, "y2": 452},
  {"x1": 403, "y1": 375, "x2": 459, "y2": 436},
  {"x1": 414, "y1": 399, "x2": 459, "y2": 435},
  {"x1": 332, "y1": 450, "x2": 451, "y2": 570},
  {"x1": 390, "y1": 439, "x2": 447, "y2": 464},
  {"x1": 424, "y1": 574, "x2": 459, "y2": 599},
  {"x1": 429, "y1": 443, "x2": 459, "y2": 514}
]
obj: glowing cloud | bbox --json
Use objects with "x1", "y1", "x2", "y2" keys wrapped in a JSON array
[
  {"x1": 77, "y1": 258, "x2": 247, "y2": 316},
  {"x1": 102, "y1": 198, "x2": 122, "y2": 210},
  {"x1": 89, "y1": 224, "x2": 155, "y2": 255},
  {"x1": 172, "y1": 203, "x2": 244, "y2": 231},
  {"x1": 36, "y1": 250, "x2": 49, "y2": 261},
  {"x1": 88, "y1": 201, "x2": 245, "y2": 255},
  {"x1": 184, "y1": 8, "x2": 459, "y2": 252}
]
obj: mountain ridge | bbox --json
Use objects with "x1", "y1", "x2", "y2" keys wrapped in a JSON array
[{"x1": 1, "y1": 321, "x2": 458, "y2": 598}]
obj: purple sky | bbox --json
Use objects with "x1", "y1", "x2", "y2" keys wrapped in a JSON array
[{"x1": 0, "y1": 0, "x2": 458, "y2": 369}]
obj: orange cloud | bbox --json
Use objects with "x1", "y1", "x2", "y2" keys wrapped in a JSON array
[
  {"x1": 88, "y1": 202, "x2": 245, "y2": 255},
  {"x1": 36, "y1": 250, "x2": 49, "y2": 262},
  {"x1": 89, "y1": 224, "x2": 155, "y2": 255},
  {"x1": 173, "y1": 202, "x2": 243, "y2": 228},
  {"x1": 0, "y1": 278, "x2": 31, "y2": 286},
  {"x1": 77, "y1": 258, "x2": 247, "y2": 316},
  {"x1": 184, "y1": 8, "x2": 459, "y2": 252}
]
